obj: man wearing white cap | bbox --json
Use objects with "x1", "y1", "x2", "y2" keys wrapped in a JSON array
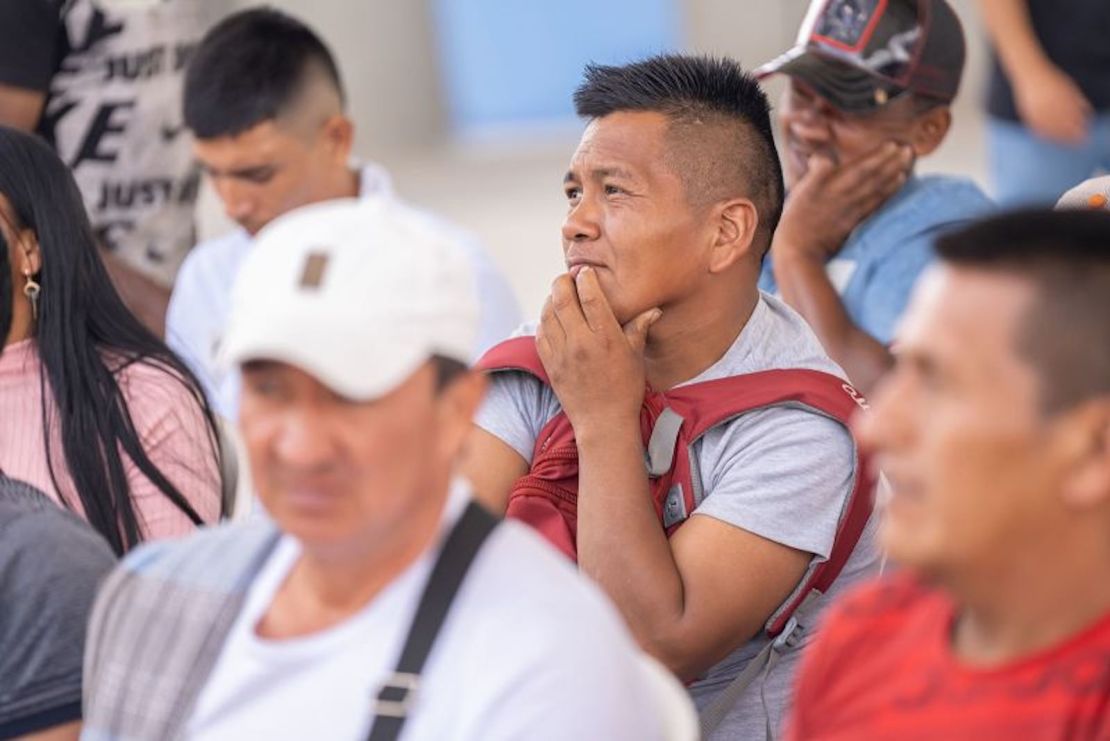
[{"x1": 80, "y1": 198, "x2": 666, "y2": 741}]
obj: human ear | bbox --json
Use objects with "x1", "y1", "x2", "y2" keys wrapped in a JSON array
[
  {"x1": 707, "y1": 198, "x2": 759, "y2": 274},
  {"x1": 909, "y1": 105, "x2": 951, "y2": 158},
  {"x1": 321, "y1": 114, "x2": 354, "y2": 164},
  {"x1": 1057, "y1": 398, "x2": 1110, "y2": 510}
]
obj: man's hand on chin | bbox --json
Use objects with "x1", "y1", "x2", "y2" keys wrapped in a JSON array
[
  {"x1": 536, "y1": 267, "x2": 661, "y2": 438},
  {"x1": 773, "y1": 141, "x2": 914, "y2": 266}
]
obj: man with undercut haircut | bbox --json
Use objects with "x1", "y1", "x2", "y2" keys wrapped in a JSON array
[
  {"x1": 166, "y1": 8, "x2": 520, "y2": 418},
  {"x1": 756, "y1": 0, "x2": 994, "y2": 394},
  {"x1": 462, "y1": 54, "x2": 880, "y2": 739},
  {"x1": 786, "y1": 209, "x2": 1110, "y2": 739}
]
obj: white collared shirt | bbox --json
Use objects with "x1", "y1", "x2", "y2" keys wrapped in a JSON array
[{"x1": 167, "y1": 163, "x2": 521, "y2": 418}]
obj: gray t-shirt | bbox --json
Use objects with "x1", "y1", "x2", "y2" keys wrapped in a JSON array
[
  {"x1": 0, "y1": 475, "x2": 117, "y2": 737},
  {"x1": 475, "y1": 292, "x2": 880, "y2": 739}
]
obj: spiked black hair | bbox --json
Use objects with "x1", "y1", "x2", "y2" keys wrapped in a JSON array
[{"x1": 574, "y1": 54, "x2": 784, "y2": 250}]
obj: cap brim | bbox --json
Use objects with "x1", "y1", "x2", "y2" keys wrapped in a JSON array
[{"x1": 756, "y1": 46, "x2": 900, "y2": 113}]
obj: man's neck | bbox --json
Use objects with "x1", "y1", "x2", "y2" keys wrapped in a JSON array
[
  {"x1": 949, "y1": 532, "x2": 1110, "y2": 666},
  {"x1": 316, "y1": 165, "x2": 362, "y2": 204},
  {"x1": 643, "y1": 284, "x2": 760, "y2": 391},
  {"x1": 336, "y1": 165, "x2": 361, "y2": 199},
  {"x1": 257, "y1": 486, "x2": 450, "y2": 639}
]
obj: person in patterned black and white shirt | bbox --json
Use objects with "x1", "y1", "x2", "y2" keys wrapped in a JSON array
[{"x1": 0, "y1": 0, "x2": 226, "y2": 334}]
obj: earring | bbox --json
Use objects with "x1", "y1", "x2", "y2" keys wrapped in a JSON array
[{"x1": 23, "y1": 273, "x2": 40, "y2": 321}]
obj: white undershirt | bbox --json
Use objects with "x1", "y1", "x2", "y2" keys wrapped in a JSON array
[{"x1": 187, "y1": 484, "x2": 664, "y2": 740}]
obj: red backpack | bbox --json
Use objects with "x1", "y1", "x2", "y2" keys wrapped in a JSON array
[{"x1": 477, "y1": 336, "x2": 875, "y2": 639}]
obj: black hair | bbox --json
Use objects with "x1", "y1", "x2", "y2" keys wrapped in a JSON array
[
  {"x1": 0, "y1": 126, "x2": 222, "y2": 555},
  {"x1": 573, "y1": 54, "x2": 785, "y2": 251},
  {"x1": 431, "y1": 355, "x2": 468, "y2": 392},
  {"x1": 936, "y1": 208, "x2": 1110, "y2": 414},
  {"x1": 0, "y1": 228, "x2": 10, "y2": 345},
  {"x1": 184, "y1": 7, "x2": 345, "y2": 140}
]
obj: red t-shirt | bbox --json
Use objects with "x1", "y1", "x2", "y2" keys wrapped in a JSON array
[{"x1": 786, "y1": 574, "x2": 1110, "y2": 740}]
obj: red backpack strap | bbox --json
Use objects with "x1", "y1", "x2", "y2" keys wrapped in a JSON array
[
  {"x1": 476, "y1": 337, "x2": 580, "y2": 558},
  {"x1": 665, "y1": 369, "x2": 866, "y2": 438},
  {"x1": 662, "y1": 370, "x2": 874, "y2": 637},
  {"x1": 474, "y1": 336, "x2": 549, "y2": 384}
]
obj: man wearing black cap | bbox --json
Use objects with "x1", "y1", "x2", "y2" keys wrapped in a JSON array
[{"x1": 757, "y1": 0, "x2": 994, "y2": 394}]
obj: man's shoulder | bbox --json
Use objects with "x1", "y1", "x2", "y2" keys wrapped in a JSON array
[
  {"x1": 444, "y1": 518, "x2": 653, "y2": 693},
  {"x1": 709, "y1": 294, "x2": 848, "y2": 381},
  {"x1": 168, "y1": 230, "x2": 249, "y2": 338},
  {"x1": 472, "y1": 520, "x2": 628, "y2": 627},
  {"x1": 92, "y1": 522, "x2": 277, "y2": 652},
  {"x1": 112, "y1": 519, "x2": 278, "y2": 593},
  {"x1": 0, "y1": 475, "x2": 55, "y2": 522},
  {"x1": 911, "y1": 174, "x2": 994, "y2": 212},
  {"x1": 480, "y1": 329, "x2": 555, "y2": 395},
  {"x1": 477, "y1": 520, "x2": 597, "y2": 598},
  {"x1": 877, "y1": 174, "x2": 995, "y2": 231},
  {"x1": 176, "y1": 229, "x2": 250, "y2": 293},
  {"x1": 843, "y1": 175, "x2": 993, "y2": 270},
  {"x1": 817, "y1": 571, "x2": 948, "y2": 652},
  {"x1": 433, "y1": 517, "x2": 660, "y2": 737},
  {"x1": 84, "y1": 521, "x2": 280, "y2": 739},
  {"x1": 0, "y1": 474, "x2": 116, "y2": 582}
]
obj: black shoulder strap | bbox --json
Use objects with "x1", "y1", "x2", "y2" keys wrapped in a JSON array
[{"x1": 366, "y1": 500, "x2": 499, "y2": 741}]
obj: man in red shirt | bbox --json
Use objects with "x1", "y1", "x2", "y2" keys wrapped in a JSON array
[{"x1": 786, "y1": 208, "x2": 1110, "y2": 740}]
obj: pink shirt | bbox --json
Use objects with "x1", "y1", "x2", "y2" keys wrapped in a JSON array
[{"x1": 0, "y1": 339, "x2": 220, "y2": 541}]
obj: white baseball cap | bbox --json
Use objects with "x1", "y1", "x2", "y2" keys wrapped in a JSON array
[{"x1": 219, "y1": 196, "x2": 479, "y2": 400}]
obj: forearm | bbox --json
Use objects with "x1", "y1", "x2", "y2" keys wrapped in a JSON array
[
  {"x1": 773, "y1": 251, "x2": 892, "y2": 394},
  {"x1": 978, "y1": 0, "x2": 1050, "y2": 78},
  {"x1": 574, "y1": 417, "x2": 688, "y2": 655}
]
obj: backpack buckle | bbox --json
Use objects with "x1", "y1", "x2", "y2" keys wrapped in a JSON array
[
  {"x1": 662, "y1": 484, "x2": 688, "y2": 528},
  {"x1": 373, "y1": 672, "x2": 420, "y2": 718},
  {"x1": 646, "y1": 407, "x2": 684, "y2": 476},
  {"x1": 772, "y1": 615, "x2": 802, "y2": 651}
]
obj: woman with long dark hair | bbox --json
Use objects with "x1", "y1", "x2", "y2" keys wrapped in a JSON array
[{"x1": 0, "y1": 126, "x2": 221, "y2": 555}]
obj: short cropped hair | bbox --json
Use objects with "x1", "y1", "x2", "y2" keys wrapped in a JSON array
[
  {"x1": 573, "y1": 54, "x2": 785, "y2": 253},
  {"x1": 431, "y1": 355, "x2": 468, "y2": 392},
  {"x1": 935, "y1": 209, "x2": 1110, "y2": 414},
  {"x1": 184, "y1": 8, "x2": 345, "y2": 140}
]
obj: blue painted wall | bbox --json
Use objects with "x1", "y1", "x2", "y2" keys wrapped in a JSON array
[{"x1": 433, "y1": 0, "x2": 681, "y2": 133}]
